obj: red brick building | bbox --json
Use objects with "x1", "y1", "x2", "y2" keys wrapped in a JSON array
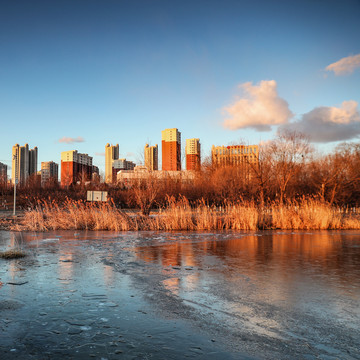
[
  {"x1": 185, "y1": 138, "x2": 201, "y2": 171},
  {"x1": 61, "y1": 150, "x2": 93, "y2": 187},
  {"x1": 161, "y1": 128, "x2": 181, "y2": 171}
]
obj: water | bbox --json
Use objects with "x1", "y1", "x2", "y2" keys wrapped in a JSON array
[{"x1": 0, "y1": 230, "x2": 359, "y2": 359}]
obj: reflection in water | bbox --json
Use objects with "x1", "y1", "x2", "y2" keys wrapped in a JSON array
[
  {"x1": 134, "y1": 231, "x2": 360, "y2": 329},
  {"x1": 58, "y1": 253, "x2": 73, "y2": 283},
  {"x1": 7, "y1": 233, "x2": 24, "y2": 293},
  {"x1": 0, "y1": 230, "x2": 359, "y2": 359},
  {"x1": 163, "y1": 277, "x2": 180, "y2": 295},
  {"x1": 135, "y1": 231, "x2": 360, "y2": 281}
]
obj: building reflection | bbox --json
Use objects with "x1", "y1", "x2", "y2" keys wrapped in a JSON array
[
  {"x1": 134, "y1": 231, "x2": 360, "y2": 300},
  {"x1": 8, "y1": 233, "x2": 22, "y2": 284},
  {"x1": 103, "y1": 255, "x2": 116, "y2": 288},
  {"x1": 58, "y1": 252, "x2": 74, "y2": 283},
  {"x1": 135, "y1": 232, "x2": 359, "y2": 271}
]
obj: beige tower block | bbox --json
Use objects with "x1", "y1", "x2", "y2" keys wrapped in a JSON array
[{"x1": 105, "y1": 143, "x2": 119, "y2": 183}]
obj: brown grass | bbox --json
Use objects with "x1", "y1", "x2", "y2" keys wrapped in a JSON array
[
  {"x1": 270, "y1": 199, "x2": 342, "y2": 230},
  {"x1": 10, "y1": 197, "x2": 360, "y2": 232},
  {"x1": 0, "y1": 249, "x2": 26, "y2": 259}
]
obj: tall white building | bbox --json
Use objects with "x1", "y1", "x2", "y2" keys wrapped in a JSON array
[{"x1": 12, "y1": 144, "x2": 38, "y2": 185}]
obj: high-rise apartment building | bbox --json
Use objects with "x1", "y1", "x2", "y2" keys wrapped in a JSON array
[
  {"x1": 0, "y1": 162, "x2": 7, "y2": 186},
  {"x1": 144, "y1": 144, "x2": 158, "y2": 171},
  {"x1": 29, "y1": 147, "x2": 38, "y2": 176},
  {"x1": 61, "y1": 150, "x2": 93, "y2": 187},
  {"x1": 41, "y1": 161, "x2": 59, "y2": 186},
  {"x1": 162, "y1": 128, "x2": 181, "y2": 171},
  {"x1": 211, "y1": 145, "x2": 259, "y2": 167},
  {"x1": 112, "y1": 159, "x2": 136, "y2": 171},
  {"x1": 185, "y1": 138, "x2": 201, "y2": 171},
  {"x1": 11, "y1": 144, "x2": 38, "y2": 185},
  {"x1": 112, "y1": 158, "x2": 136, "y2": 182},
  {"x1": 105, "y1": 143, "x2": 119, "y2": 184}
]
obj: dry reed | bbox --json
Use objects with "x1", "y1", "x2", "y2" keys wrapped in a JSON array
[
  {"x1": 0, "y1": 249, "x2": 26, "y2": 259},
  {"x1": 11, "y1": 197, "x2": 360, "y2": 232}
]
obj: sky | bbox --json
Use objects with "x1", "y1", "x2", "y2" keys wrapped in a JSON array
[{"x1": 1, "y1": 0, "x2": 360, "y2": 175}]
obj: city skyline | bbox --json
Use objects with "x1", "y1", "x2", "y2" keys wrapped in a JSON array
[
  {"x1": 6, "y1": 128, "x2": 207, "y2": 183},
  {"x1": 0, "y1": 0, "x2": 359, "y2": 173}
]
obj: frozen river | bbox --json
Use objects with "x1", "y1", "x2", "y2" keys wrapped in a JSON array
[{"x1": 0, "y1": 230, "x2": 359, "y2": 359}]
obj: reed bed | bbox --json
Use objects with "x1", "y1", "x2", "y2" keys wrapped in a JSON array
[
  {"x1": 13, "y1": 199, "x2": 133, "y2": 232},
  {"x1": 11, "y1": 198, "x2": 360, "y2": 232},
  {"x1": 0, "y1": 249, "x2": 26, "y2": 259},
  {"x1": 224, "y1": 201, "x2": 259, "y2": 230},
  {"x1": 270, "y1": 199, "x2": 342, "y2": 230}
]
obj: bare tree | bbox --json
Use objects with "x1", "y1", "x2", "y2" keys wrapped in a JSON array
[
  {"x1": 245, "y1": 142, "x2": 273, "y2": 206},
  {"x1": 309, "y1": 153, "x2": 348, "y2": 204},
  {"x1": 326, "y1": 142, "x2": 360, "y2": 205},
  {"x1": 131, "y1": 174, "x2": 160, "y2": 216},
  {"x1": 269, "y1": 130, "x2": 312, "y2": 204}
]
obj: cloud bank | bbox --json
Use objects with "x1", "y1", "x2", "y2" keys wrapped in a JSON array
[
  {"x1": 281, "y1": 100, "x2": 360, "y2": 142},
  {"x1": 58, "y1": 136, "x2": 85, "y2": 144},
  {"x1": 223, "y1": 80, "x2": 293, "y2": 131},
  {"x1": 325, "y1": 54, "x2": 360, "y2": 76}
]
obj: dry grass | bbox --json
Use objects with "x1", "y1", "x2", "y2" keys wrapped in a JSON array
[
  {"x1": 0, "y1": 249, "x2": 26, "y2": 259},
  {"x1": 270, "y1": 199, "x2": 342, "y2": 230},
  {"x1": 12, "y1": 199, "x2": 133, "y2": 232},
  {"x1": 224, "y1": 201, "x2": 259, "y2": 230},
  {"x1": 10, "y1": 197, "x2": 360, "y2": 232}
]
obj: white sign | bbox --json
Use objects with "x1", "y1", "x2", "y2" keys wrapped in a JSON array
[{"x1": 87, "y1": 191, "x2": 108, "y2": 202}]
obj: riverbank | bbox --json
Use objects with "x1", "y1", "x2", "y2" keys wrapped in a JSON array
[
  {"x1": 9, "y1": 198, "x2": 360, "y2": 231},
  {"x1": 0, "y1": 211, "x2": 24, "y2": 231}
]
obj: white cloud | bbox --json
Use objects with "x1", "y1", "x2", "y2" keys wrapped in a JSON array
[
  {"x1": 325, "y1": 54, "x2": 360, "y2": 76},
  {"x1": 58, "y1": 136, "x2": 85, "y2": 144},
  {"x1": 223, "y1": 80, "x2": 293, "y2": 131},
  {"x1": 95, "y1": 152, "x2": 105, "y2": 157},
  {"x1": 281, "y1": 101, "x2": 360, "y2": 143}
]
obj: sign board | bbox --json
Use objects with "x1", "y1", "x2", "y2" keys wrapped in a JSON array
[{"x1": 87, "y1": 191, "x2": 108, "y2": 202}]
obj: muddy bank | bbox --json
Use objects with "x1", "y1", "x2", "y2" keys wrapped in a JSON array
[{"x1": 0, "y1": 212, "x2": 24, "y2": 231}]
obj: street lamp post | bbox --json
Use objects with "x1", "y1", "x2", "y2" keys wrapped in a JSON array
[{"x1": 13, "y1": 154, "x2": 17, "y2": 216}]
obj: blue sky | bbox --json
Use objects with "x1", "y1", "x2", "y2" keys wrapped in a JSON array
[{"x1": 1, "y1": 0, "x2": 360, "y2": 174}]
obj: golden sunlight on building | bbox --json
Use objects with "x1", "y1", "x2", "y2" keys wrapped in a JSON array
[
  {"x1": 60, "y1": 150, "x2": 93, "y2": 187},
  {"x1": 185, "y1": 138, "x2": 201, "y2": 171},
  {"x1": 162, "y1": 128, "x2": 181, "y2": 171},
  {"x1": 12, "y1": 143, "x2": 38, "y2": 185},
  {"x1": 105, "y1": 143, "x2": 119, "y2": 184},
  {"x1": 144, "y1": 143, "x2": 158, "y2": 171},
  {"x1": 211, "y1": 144, "x2": 258, "y2": 167}
]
